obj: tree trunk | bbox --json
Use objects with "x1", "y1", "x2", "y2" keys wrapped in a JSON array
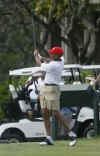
[{"x1": 50, "y1": 22, "x2": 61, "y2": 47}]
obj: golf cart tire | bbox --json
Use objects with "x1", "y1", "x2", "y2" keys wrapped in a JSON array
[
  {"x1": 83, "y1": 128, "x2": 95, "y2": 139},
  {"x1": 2, "y1": 128, "x2": 25, "y2": 143},
  {"x1": 7, "y1": 134, "x2": 23, "y2": 143}
]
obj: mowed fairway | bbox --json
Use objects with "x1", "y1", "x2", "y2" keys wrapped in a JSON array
[{"x1": 0, "y1": 138, "x2": 100, "y2": 156}]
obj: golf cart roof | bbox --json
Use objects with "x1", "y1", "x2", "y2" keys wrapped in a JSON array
[
  {"x1": 9, "y1": 67, "x2": 42, "y2": 76},
  {"x1": 64, "y1": 64, "x2": 81, "y2": 69},
  {"x1": 9, "y1": 65, "x2": 80, "y2": 77},
  {"x1": 9, "y1": 64, "x2": 100, "y2": 77},
  {"x1": 82, "y1": 65, "x2": 100, "y2": 70},
  {"x1": 64, "y1": 64, "x2": 100, "y2": 70}
]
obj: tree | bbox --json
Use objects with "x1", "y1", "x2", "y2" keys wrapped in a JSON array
[
  {"x1": 18, "y1": 0, "x2": 100, "y2": 64},
  {"x1": 0, "y1": 0, "x2": 100, "y2": 79},
  {"x1": 0, "y1": 0, "x2": 37, "y2": 82}
]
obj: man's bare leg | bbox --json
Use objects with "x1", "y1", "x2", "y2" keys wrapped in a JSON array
[
  {"x1": 42, "y1": 108, "x2": 51, "y2": 136},
  {"x1": 53, "y1": 110, "x2": 70, "y2": 133},
  {"x1": 53, "y1": 110, "x2": 77, "y2": 146},
  {"x1": 40, "y1": 108, "x2": 54, "y2": 145}
]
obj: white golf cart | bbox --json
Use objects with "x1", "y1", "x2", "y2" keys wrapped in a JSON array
[
  {"x1": 59, "y1": 65, "x2": 100, "y2": 139},
  {"x1": 0, "y1": 67, "x2": 46, "y2": 143},
  {"x1": 0, "y1": 64, "x2": 98, "y2": 143},
  {"x1": 57, "y1": 65, "x2": 95, "y2": 139}
]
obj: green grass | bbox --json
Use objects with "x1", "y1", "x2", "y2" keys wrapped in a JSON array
[{"x1": 0, "y1": 138, "x2": 100, "y2": 156}]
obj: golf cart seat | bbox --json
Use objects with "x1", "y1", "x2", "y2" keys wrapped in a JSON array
[
  {"x1": 9, "y1": 84, "x2": 18, "y2": 100},
  {"x1": 8, "y1": 84, "x2": 32, "y2": 119}
]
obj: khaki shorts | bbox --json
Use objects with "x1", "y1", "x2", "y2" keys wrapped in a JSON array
[{"x1": 40, "y1": 85, "x2": 61, "y2": 111}]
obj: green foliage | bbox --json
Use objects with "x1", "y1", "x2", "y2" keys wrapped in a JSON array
[
  {"x1": 80, "y1": 69, "x2": 94, "y2": 82},
  {"x1": 34, "y1": 0, "x2": 86, "y2": 18},
  {"x1": 18, "y1": 76, "x2": 29, "y2": 86},
  {"x1": 35, "y1": 0, "x2": 69, "y2": 18},
  {"x1": 0, "y1": 1, "x2": 37, "y2": 81},
  {"x1": 11, "y1": 76, "x2": 29, "y2": 87},
  {"x1": 0, "y1": 53, "x2": 22, "y2": 73},
  {"x1": 0, "y1": 81, "x2": 10, "y2": 120}
]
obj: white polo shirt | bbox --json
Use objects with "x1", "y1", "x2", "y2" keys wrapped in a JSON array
[{"x1": 41, "y1": 60, "x2": 64, "y2": 85}]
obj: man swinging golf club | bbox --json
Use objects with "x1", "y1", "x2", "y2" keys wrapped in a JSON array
[{"x1": 34, "y1": 46, "x2": 77, "y2": 146}]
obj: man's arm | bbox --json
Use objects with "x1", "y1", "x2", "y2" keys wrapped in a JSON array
[
  {"x1": 34, "y1": 49, "x2": 42, "y2": 66},
  {"x1": 34, "y1": 49, "x2": 51, "y2": 66}
]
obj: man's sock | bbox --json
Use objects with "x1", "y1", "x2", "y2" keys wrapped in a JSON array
[{"x1": 68, "y1": 131, "x2": 77, "y2": 137}]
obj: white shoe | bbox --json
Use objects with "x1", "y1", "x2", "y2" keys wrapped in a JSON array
[
  {"x1": 40, "y1": 141, "x2": 48, "y2": 146},
  {"x1": 68, "y1": 131, "x2": 77, "y2": 147},
  {"x1": 69, "y1": 139, "x2": 76, "y2": 147}
]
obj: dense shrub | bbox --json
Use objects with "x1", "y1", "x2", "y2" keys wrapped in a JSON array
[{"x1": 0, "y1": 81, "x2": 10, "y2": 120}]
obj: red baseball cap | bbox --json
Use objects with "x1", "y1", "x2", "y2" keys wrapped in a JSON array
[{"x1": 48, "y1": 46, "x2": 64, "y2": 57}]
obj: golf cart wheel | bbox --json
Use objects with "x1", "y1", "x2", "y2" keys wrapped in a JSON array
[
  {"x1": 8, "y1": 134, "x2": 23, "y2": 143},
  {"x1": 83, "y1": 128, "x2": 95, "y2": 139}
]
